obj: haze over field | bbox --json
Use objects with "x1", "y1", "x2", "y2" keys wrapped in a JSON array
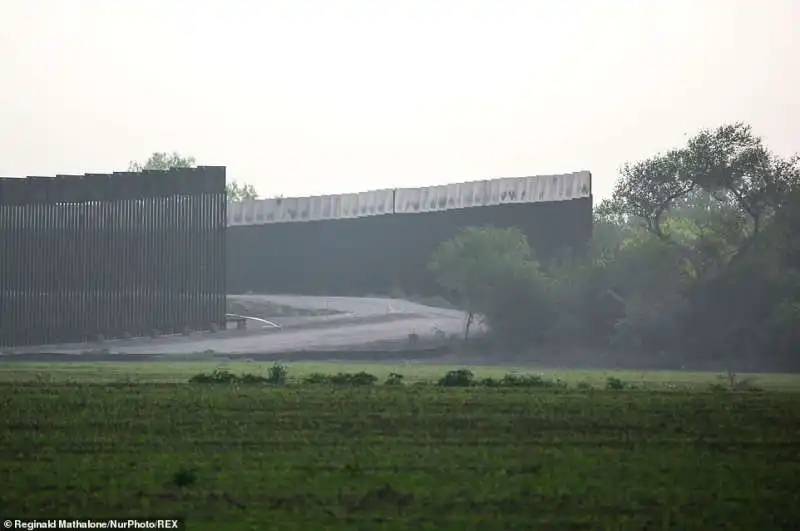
[{"x1": 1, "y1": 0, "x2": 797, "y2": 201}]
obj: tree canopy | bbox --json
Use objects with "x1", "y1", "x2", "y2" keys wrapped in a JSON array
[
  {"x1": 128, "y1": 151, "x2": 259, "y2": 201},
  {"x1": 428, "y1": 227, "x2": 539, "y2": 340},
  {"x1": 429, "y1": 123, "x2": 800, "y2": 371}
]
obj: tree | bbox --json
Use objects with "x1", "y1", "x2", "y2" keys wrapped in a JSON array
[
  {"x1": 225, "y1": 181, "x2": 259, "y2": 202},
  {"x1": 428, "y1": 227, "x2": 537, "y2": 341},
  {"x1": 562, "y1": 123, "x2": 799, "y2": 368},
  {"x1": 608, "y1": 123, "x2": 799, "y2": 276},
  {"x1": 424, "y1": 123, "x2": 800, "y2": 371},
  {"x1": 128, "y1": 151, "x2": 196, "y2": 173},
  {"x1": 128, "y1": 151, "x2": 259, "y2": 201},
  {"x1": 479, "y1": 258, "x2": 557, "y2": 350}
]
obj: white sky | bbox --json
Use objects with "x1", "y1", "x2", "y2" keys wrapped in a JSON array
[{"x1": 1, "y1": 0, "x2": 797, "y2": 201}]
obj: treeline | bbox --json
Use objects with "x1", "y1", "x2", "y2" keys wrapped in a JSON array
[{"x1": 430, "y1": 123, "x2": 800, "y2": 372}]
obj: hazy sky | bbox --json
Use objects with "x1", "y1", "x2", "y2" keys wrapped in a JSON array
[{"x1": 1, "y1": 0, "x2": 797, "y2": 201}]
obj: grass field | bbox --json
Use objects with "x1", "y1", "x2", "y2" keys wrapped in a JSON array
[
  {"x1": 3, "y1": 361, "x2": 800, "y2": 389},
  {"x1": 1, "y1": 362, "x2": 799, "y2": 530}
]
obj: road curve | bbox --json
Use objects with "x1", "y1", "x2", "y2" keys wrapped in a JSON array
[{"x1": 6, "y1": 295, "x2": 479, "y2": 356}]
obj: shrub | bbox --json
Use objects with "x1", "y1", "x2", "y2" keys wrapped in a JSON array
[
  {"x1": 188, "y1": 367, "x2": 267, "y2": 385},
  {"x1": 304, "y1": 373, "x2": 333, "y2": 385},
  {"x1": 605, "y1": 376, "x2": 629, "y2": 390},
  {"x1": 481, "y1": 264, "x2": 558, "y2": 351},
  {"x1": 576, "y1": 381, "x2": 593, "y2": 390},
  {"x1": 384, "y1": 373, "x2": 405, "y2": 386},
  {"x1": 438, "y1": 369, "x2": 474, "y2": 387},
  {"x1": 188, "y1": 368, "x2": 239, "y2": 384},
  {"x1": 500, "y1": 373, "x2": 567, "y2": 389},
  {"x1": 172, "y1": 467, "x2": 197, "y2": 488},
  {"x1": 479, "y1": 377, "x2": 501, "y2": 387},
  {"x1": 304, "y1": 372, "x2": 378, "y2": 386},
  {"x1": 267, "y1": 363, "x2": 288, "y2": 384},
  {"x1": 330, "y1": 372, "x2": 378, "y2": 386},
  {"x1": 238, "y1": 373, "x2": 269, "y2": 384}
]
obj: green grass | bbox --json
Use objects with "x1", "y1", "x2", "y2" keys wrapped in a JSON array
[
  {"x1": 1, "y1": 361, "x2": 799, "y2": 390},
  {"x1": 1, "y1": 363, "x2": 799, "y2": 530}
]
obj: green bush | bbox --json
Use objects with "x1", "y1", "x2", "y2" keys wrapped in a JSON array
[
  {"x1": 303, "y1": 372, "x2": 378, "y2": 386},
  {"x1": 330, "y1": 372, "x2": 378, "y2": 386},
  {"x1": 385, "y1": 373, "x2": 405, "y2": 386},
  {"x1": 171, "y1": 467, "x2": 198, "y2": 488},
  {"x1": 500, "y1": 373, "x2": 567, "y2": 389},
  {"x1": 605, "y1": 376, "x2": 631, "y2": 390},
  {"x1": 481, "y1": 264, "x2": 559, "y2": 351},
  {"x1": 188, "y1": 368, "x2": 268, "y2": 385},
  {"x1": 479, "y1": 377, "x2": 501, "y2": 387},
  {"x1": 188, "y1": 368, "x2": 239, "y2": 384},
  {"x1": 237, "y1": 373, "x2": 269, "y2": 384},
  {"x1": 304, "y1": 372, "x2": 332, "y2": 385},
  {"x1": 438, "y1": 369, "x2": 475, "y2": 387},
  {"x1": 267, "y1": 363, "x2": 288, "y2": 384}
]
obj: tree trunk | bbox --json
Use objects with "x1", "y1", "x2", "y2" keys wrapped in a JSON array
[{"x1": 464, "y1": 311, "x2": 474, "y2": 341}]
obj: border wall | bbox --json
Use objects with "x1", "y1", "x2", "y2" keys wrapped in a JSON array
[
  {"x1": 0, "y1": 167, "x2": 227, "y2": 347},
  {"x1": 227, "y1": 171, "x2": 592, "y2": 296}
]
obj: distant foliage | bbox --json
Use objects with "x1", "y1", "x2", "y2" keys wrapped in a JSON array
[
  {"x1": 384, "y1": 373, "x2": 405, "y2": 386},
  {"x1": 437, "y1": 369, "x2": 475, "y2": 387},
  {"x1": 330, "y1": 372, "x2": 379, "y2": 386},
  {"x1": 428, "y1": 227, "x2": 536, "y2": 341},
  {"x1": 267, "y1": 363, "x2": 288, "y2": 384},
  {"x1": 303, "y1": 372, "x2": 332, "y2": 385},
  {"x1": 171, "y1": 467, "x2": 198, "y2": 488},
  {"x1": 605, "y1": 377, "x2": 633, "y2": 390},
  {"x1": 189, "y1": 368, "x2": 239, "y2": 384},
  {"x1": 188, "y1": 368, "x2": 268, "y2": 385},
  {"x1": 500, "y1": 373, "x2": 567, "y2": 389},
  {"x1": 238, "y1": 373, "x2": 270, "y2": 384},
  {"x1": 303, "y1": 372, "x2": 378, "y2": 386},
  {"x1": 128, "y1": 151, "x2": 196, "y2": 173},
  {"x1": 226, "y1": 180, "x2": 259, "y2": 202},
  {"x1": 480, "y1": 377, "x2": 501, "y2": 387},
  {"x1": 128, "y1": 151, "x2": 259, "y2": 201},
  {"x1": 428, "y1": 123, "x2": 800, "y2": 372}
]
